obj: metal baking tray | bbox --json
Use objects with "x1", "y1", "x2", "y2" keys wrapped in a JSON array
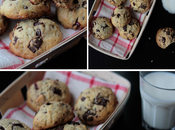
[
  {"x1": 0, "y1": 71, "x2": 131, "y2": 130},
  {"x1": 88, "y1": 0, "x2": 156, "y2": 60}
]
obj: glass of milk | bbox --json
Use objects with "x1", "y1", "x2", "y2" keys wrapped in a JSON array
[
  {"x1": 140, "y1": 71, "x2": 175, "y2": 130},
  {"x1": 162, "y1": 0, "x2": 175, "y2": 14}
]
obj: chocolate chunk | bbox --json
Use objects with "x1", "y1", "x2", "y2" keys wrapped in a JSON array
[
  {"x1": 123, "y1": 25, "x2": 127, "y2": 31},
  {"x1": 28, "y1": 37, "x2": 43, "y2": 53},
  {"x1": 129, "y1": 21, "x2": 134, "y2": 26},
  {"x1": 133, "y1": 2, "x2": 135, "y2": 6},
  {"x1": 101, "y1": 24, "x2": 108, "y2": 31},
  {"x1": 34, "y1": 22, "x2": 44, "y2": 27},
  {"x1": 73, "y1": 18, "x2": 81, "y2": 29},
  {"x1": 34, "y1": 83, "x2": 39, "y2": 90},
  {"x1": 93, "y1": 93, "x2": 109, "y2": 107},
  {"x1": 46, "y1": 103, "x2": 52, "y2": 105},
  {"x1": 82, "y1": 1, "x2": 87, "y2": 8},
  {"x1": 23, "y1": 5, "x2": 28, "y2": 9},
  {"x1": 12, "y1": 123, "x2": 24, "y2": 129},
  {"x1": 96, "y1": 29, "x2": 100, "y2": 32},
  {"x1": 82, "y1": 110, "x2": 95, "y2": 121},
  {"x1": 166, "y1": 31, "x2": 170, "y2": 35},
  {"x1": 13, "y1": 36, "x2": 18, "y2": 45},
  {"x1": 36, "y1": 29, "x2": 41, "y2": 37},
  {"x1": 0, "y1": 126, "x2": 5, "y2": 130},
  {"x1": 117, "y1": 14, "x2": 120, "y2": 18},
  {"x1": 162, "y1": 37, "x2": 166, "y2": 43},
  {"x1": 139, "y1": 3, "x2": 147, "y2": 9},
  {"x1": 53, "y1": 87, "x2": 62, "y2": 96},
  {"x1": 16, "y1": 26, "x2": 23, "y2": 32},
  {"x1": 81, "y1": 97, "x2": 86, "y2": 101}
]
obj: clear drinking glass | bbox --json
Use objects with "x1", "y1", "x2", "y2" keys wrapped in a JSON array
[{"x1": 140, "y1": 71, "x2": 175, "y2": 130}]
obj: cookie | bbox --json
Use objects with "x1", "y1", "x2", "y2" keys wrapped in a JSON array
[
  {"x1": 111, "y1": 6, "x2": 131, "y2": 28},
  {"x1": 130, "y1": 0, "x2": 150, "y2": 13},
  {"x1": 74, "y1": 86, "x2": 118, "y2": 126},
  {"x1": 0, "y1": 14, "x2": 8, "y2": 36},
  {"x1": 52, "y1": 0, "x2": 73, "y2": 8},
  {"x1": 33, "y1": 101, "x2": 75, "y2": 130},
  {"x1": 9, "y1": 18, "x2": 62, "y2": 59},
  {"x1": 48, "y1": 121, "x2": 90, "y2": 130},
  {"x1": 118, "y1": 17, "x2": 140, "y2": 40},
  {"x1": 92, "y1": 17, "x2": 113, "y2": 40},
  {"x1": 56, "y1": 0, "x2": 87, "y2": 30},
  {"x1": 27, "y1": 79, "x2": 71, "y2": 112},
  {"x1": 106, "y1": 0, "x2": 126, "y2": 6},
  {"x1": 0, "y1": 119, "x2": 30, "y2": 130},
  {"x1": 0, "y1": 0, "x2": 50, "y2": 19},
  {"x1": 156, "y1": 27, "x2": 175, "y2": 49}
]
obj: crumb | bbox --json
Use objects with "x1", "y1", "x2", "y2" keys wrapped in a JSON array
[
  {"x1": 148, "y1": 37, "x2": 151, "y2": 40},
  {"x1": 151, "y1": 60, "x2": 153, "y2": 63},
  {"x1": 172, "y1": 51, "x2": 174, "y2": 53}
]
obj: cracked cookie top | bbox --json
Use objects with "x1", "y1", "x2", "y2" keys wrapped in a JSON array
[
  {"x1": 156, "y1": 27, "x2": 175, "y2": 49},
  {"x1": 47, "y1": 121, "x2": 89, "y2": 130},
  {"x1": 118, "y1": 17, "x2": 140, "y2": 40},
  {"x1": 106, "y1": 0, "x2": 126, "y2": 6},
  {"x1": 27, "y1": 78, "x2": 71, "y2": 112},
  {"x1": 0, "y1": 119, "x2": 30, "y2": 130},
  {"x1": 33, "y1": 101, "x2": 75, "y2": 129},
  {"x1": 9, "y1": 18, "x2": 62, "y2": 59},
  {"x1": 92, "y1": 17, "x2": 113, "y2": 40},
  {"x1": 74, "y1": 86, "x2": 118, "y2": 126},
  {"x1": 130, "y1": 0, "x2": 150, "y2": 13},
  {"x1": 111, "y1": 5, "x2": 131, "y2": 28},
  {"x1": 0, "y1": 0, "x2": 50, "y2": 19}
]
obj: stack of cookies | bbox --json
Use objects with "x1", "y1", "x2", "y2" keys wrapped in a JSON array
[
  {"x1": 27, "y1": 79, "x2": 117, "y2": 129},
  {"x1": 0, "y1": 0, "x2": 87, "y2": 59},
  {"x1": 91, "y1": 0, "x2": 150, "y2": 40},
  {"x1": 0, "y1": 79, "x2": 118, "y2": 129}
]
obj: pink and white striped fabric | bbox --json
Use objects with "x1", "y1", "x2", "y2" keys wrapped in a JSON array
[
  {"x1": 89, "y1": 0, "x2": 149, "y2": 58},
  {"x1": 0, "y1": 2, "x2": 83, "y2": 69},
  {"x1": 2, "y1": 71, "x2": 129, "y2": 130}
]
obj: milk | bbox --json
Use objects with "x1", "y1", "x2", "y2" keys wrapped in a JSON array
[
  {"x1": 140, "y1": 72, "x2": 175, "y2": 129},
  {"x1": 162, "y1": 0, "x2": 175, "y2": 14}
]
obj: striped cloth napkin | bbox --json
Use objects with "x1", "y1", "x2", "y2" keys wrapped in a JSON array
[
  {"x1": 89, "y1": 0, "x2": 149, "y2": 58},
  {"x1": 0, "y1": 2, "x2": 83, "y2": 69},
  {"x1": 2, "y1": 71, "x2": 129, "y2": 130}
]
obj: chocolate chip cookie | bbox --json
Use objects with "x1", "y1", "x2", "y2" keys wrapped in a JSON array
[
  {"x1": 27, "y1": 79, "x2": 71, "y2": 112},
  {"x1": 106, "y1": 0, "x2": 126, "y2": 6},
  {"x1": 47, "y1": 121, "x2": 89, "y2": 130},
  {"x1": 52, "y1": 0, "x2": 73, "y2": 8},
  {"x1": 0, "y1": 0, "x2": 50, "y2": 19},
  {"x1": 111, "y1": 6, "x2": 131, "y2": 28},
  {"x1": 118, "y1": 17, "x2": 140, "y2": 40},
  {"x1": 0, "y1": 13, "x2": 8, "y2": 36},
  {"x1": 156, "y1": 27, "x2": 175, "y2": 49},
  {"x1": 74, "y1": 86, "x2": 118, "y2": 126},
  {"x1": 9, "y1": 18, "x2": 62, "y2": 59},
  {"x1": 0, "y1": 119, "x2": 30, "y2": 130},
  {"x1": 130, "y1": 0, "x2": 150, "y2": 13},
  {"x1": 33, "y1": 101, "x2": 75, "y2": 130},
  {"x1": 56, "y1": 0, "x2": 87, "y2": 30},
  {"x1": 92, "y1": 17, "x2": 113, "y2": 40}
]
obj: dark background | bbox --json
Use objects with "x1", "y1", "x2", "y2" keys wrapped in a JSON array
[
  {"x1": 0, "y1": 71, "x2": 145, "y2": 129},
  {"x1": 89, "y1": 0, "x2": 175, "y2": 69},
  {"x1": 37, "y1": 37, "x2": 87, "y2": 69}
]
